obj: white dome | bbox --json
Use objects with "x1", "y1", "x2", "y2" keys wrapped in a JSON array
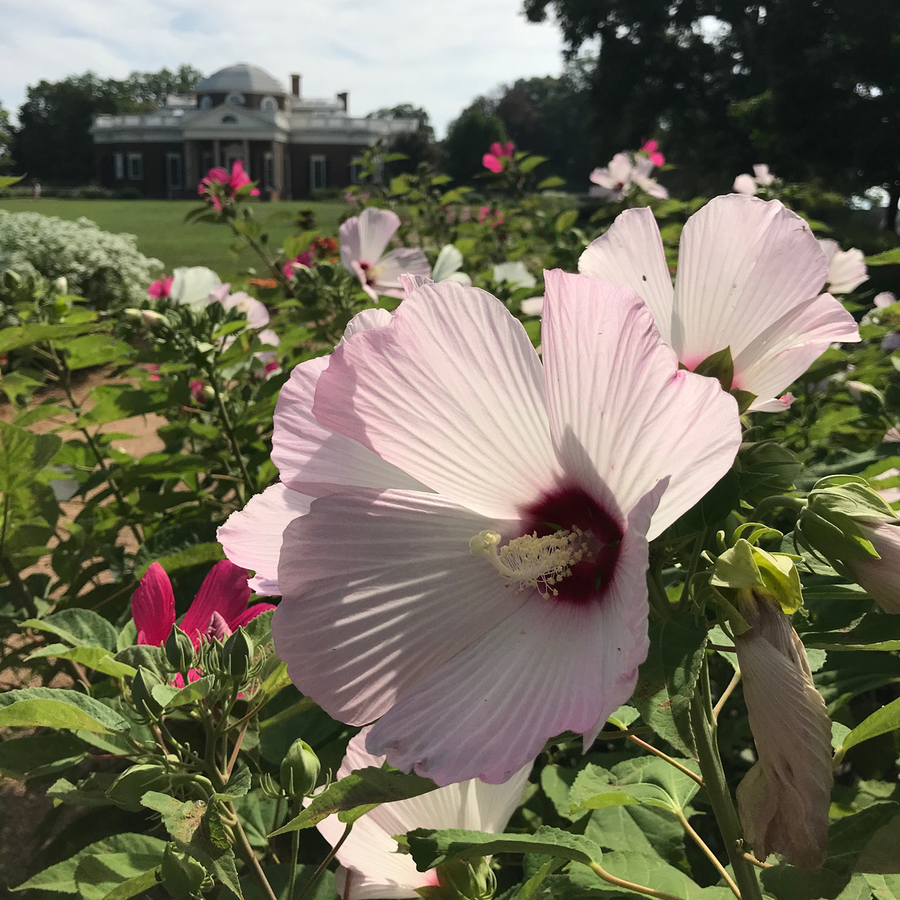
[{"x1": 196, "y1": 64, "x2": 286, "y2": 96}]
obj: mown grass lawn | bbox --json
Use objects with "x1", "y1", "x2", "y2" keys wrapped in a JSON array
[{"x1": 0, "y1": 198, "x2": 348, "y2": 277}]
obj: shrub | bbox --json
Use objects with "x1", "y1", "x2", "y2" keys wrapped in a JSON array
[{"x1": 0, "y1": 210, "x2": 163, "y2": 308}]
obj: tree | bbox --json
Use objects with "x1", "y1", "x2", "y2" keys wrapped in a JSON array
[
  {"x1": 442, "y1": 104, "x2": 507, "y2": 184},
  {"x1": 524, "y1": 0, "x2": 900, "y2": 223},
  {"x1": 124, "y1": 65, "x2": 204, "y2": 107},
  {"x1": 368, "y1": 104, "x2": 438, "y2": 174},
  {"x1": 0, "y1": 103, "x2": 13, "y2": 174}
]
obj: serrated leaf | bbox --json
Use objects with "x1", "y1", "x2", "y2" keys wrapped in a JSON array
[
  {"x1": 28, "y1": 644, "x2": 136, "y2": 678},
  {"x1": 0, "y1": 688, "x2": 129, "y2": 733},
  {"x1": 406, "y1": 826, "x2": 603, "y2": 870},
  {"x1": 22, "y1": 607, "x2": 118, "y2": 650},
  {"x1": 633, "y1": 614, "x2": 706, "y2": 754},
  {"x1": 272, "y1": 765, "x2": 439, "y2": 834},
  {"x1": 141, "y1": 791, "x2": 207, "y2": 842},
  {"x1": 841, "y1": 697, "x2": 900, "y2": 754},
  {"x1": 0, "y1": 733, "x2": 87, "y2": 780}
]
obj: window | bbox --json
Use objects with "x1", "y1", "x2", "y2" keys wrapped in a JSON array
[
  {"x1": 349, "y1": 161, "x2": 364, "y2": 185},
  {"x1": 260, "y1": 95, "x2": 278, "y2": 112},
  {"x1": 199, "y1": 95, "x2": 212, "y2": 110},
  {"x1": 309, "y1": 155, "x2": 327, "y2": 191},
  {"x1": 263, "y1": 152, "x2": 274, "y2": 190},
  {"x1": 166, "y1": 153, "x2": 183, "y2": 189},
  {"x1": 127, "y1": 153, "x2": 143, "y2": 180},
  {"x1": 221, "y1": 114, "x2": 238, "y2": 124},
  {"x1": 226, "y1": 92, "x2": 245, "y2": 106},
  {"x1": 201, "y1": 152, "x2": 214, "y2": 173},
  {"x1": 114, "y1": 152, "x2": 125, "y2": 180}
]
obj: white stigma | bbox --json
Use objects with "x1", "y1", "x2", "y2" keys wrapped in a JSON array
[{"x1": 470, "y1": 527, "x2": 589, "y2": 597}]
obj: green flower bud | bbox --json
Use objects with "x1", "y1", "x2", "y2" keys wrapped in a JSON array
[
  {"x1": 711, "y1": 539, "x2": 803, "y2": 617},
  {"x1": 221, "y1": 628, "x2": 255, "y2": 681},
  {"x1": 280, "y1": 738, "x2": 320, "y2": 798},
  {"x1": 430, "y1": 859, "x2": 497, "y2": 900},
  {"x1": 106, "y1": 763, "x2": 171, "y2": 811},
  {"x1": 131, "y1": 666, "x2": 165, "y2": 721},
  {"x1": 165, "y1": 625, "x2": 194, "y2": 673},
  {"x1": 159, "y1": 842, "x2": 208, "y2": 899},
  {"x1": 797, "y1": 475, "x2": 896, "y2": 567}
]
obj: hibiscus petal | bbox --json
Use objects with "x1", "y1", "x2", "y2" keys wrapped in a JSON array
[
  {"x1": 313, "y1": 281, "x2": 562, "y2": 519},
  {"x1": 273, "y1": 488, "x2": 528, "y2": 726},
  {"x1": 357, "y1": 208, "x2": 401, "y2": 264},
  {"x1": 736, "y1": 292, "x2": 860, "y2": 407},
  {"x1": 366, "y1": 483, "x2": 661, "y2": 785},
  {"x1": 578, "y1": 207, "x2": 675, "y2": 337},
  {"x1": 371, "y1": 248, "x2": 432, "y2": 297},
  {"x1": 181, "y1": 560, "x2": 252, "y2": 643},
  {"x1": 272, "y1": 355, "x2": 427, "y2": 495},
  {"x1": 229, "y1": 602, "x2": 277, "y2": 630},
  {"x1": 132, "y1": 562, "x2": 175, "y2": 646},
  {"x1": 218, "y1": 484, "x2": 313, "y2": 595},
  {"x1": 541, "y1": 270, "x2": 741, "y2": 539},
  {"x1": 671, "y1": 196, "x2": 829, "y2": 369}
]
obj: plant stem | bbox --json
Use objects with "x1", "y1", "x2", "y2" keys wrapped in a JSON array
[
  {"x1": 230, "y1": 802, "x2": 279, "y2": 900},
  {"x1": 625, "y1": 734, "x2": 704, "y2": 787},
  {"x1": 586, "y1": 860, "x2": 686, "y2": 900},
  {"x1": 294, "y1": 822, "x2": 352, "y2": 900},
  {"x1": 286, "y1": 801, "x2": 301, "y2": 900},
  {"x1": 674, "y1": 808, "x2": 740, "y2": 898},
  {"x1": 713, "y1": 671, "x2": 742, "y2": 722},
  {"x1": 207, "y1": 367, "x2": 254, "y2": 500},
  {"x1": 689, "y1": 665, "x2": 763, "y2": 900}
]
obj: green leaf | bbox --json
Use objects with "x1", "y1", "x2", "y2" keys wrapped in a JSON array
[
  {"x1": 0, "y1": 420, "x2": 61, "y2": 494},
  {"x1": 142, "y1": 791, "x2": 207, "y2": 843},
  {"x1": 21, "y1": 607, "x2": 118, "y2": 650},
  {"x1": 0, "y1": 687, "x2": 130, "y2": 733},
  {"x1": 866, "y1": 249, "x2": 900, "y2": 266},
  {"x1": 151, "y1": 674, "x2": 213, "y2": 709},
  {"x1": 0, "y1": 320, "x2": 98, "y2": 354},
  {"x1": 803, "y1": 614, "x2": 900, "y2": 652},
  {"x1": 13, "y1": 833, "x2": 165, "y2": 895},
  {"x1": 272, "y1": 766, "x2": 440, "y2": 834},
  {"x1": 570, "y1": 757, "x2": 700, "y2": 816},
  {"x1": 406, "y1": 826, "x2": 603, "y2": 870},
  {"x1": 841, "y1": 697, "x2": 900, "y2": 754},
  {"x1": 135, "y1": 542, "x2": 225, "y2": 578},
  {"x1": 0, "y1": 732, "x2": 87, "y2": 780},
  {"x1": 555, "y1": 210, "x2": 578, "y2": 233},
  {"x1": 27, "y1": 644, "x2": 136, "y2": 678},
  {"x1": 64, "y1": 334, "x2": 132, "y2": 370},
  {"x1": 633, "y1": 613, "x2": 707, "y2": 754},
  {"x1": 101, "y1": 868, "x2": 160, "y2": 900}
]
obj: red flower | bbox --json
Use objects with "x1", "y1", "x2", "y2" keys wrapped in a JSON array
[{"x1": 482, "y1": 141, "x2": 515, "y2": 174}]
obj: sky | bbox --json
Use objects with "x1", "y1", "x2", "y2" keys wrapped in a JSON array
[{"x1": 0, "y1": 0, "x2": 567, "y2": 136}]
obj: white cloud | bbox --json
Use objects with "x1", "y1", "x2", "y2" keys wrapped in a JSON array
[{"x1": 0, "y1": 0, "x2": 565, "y2": 135}]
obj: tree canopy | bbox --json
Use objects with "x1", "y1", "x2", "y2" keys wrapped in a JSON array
[{"x1": 524, "y1": 0, "x2": 900, "y2": 219}]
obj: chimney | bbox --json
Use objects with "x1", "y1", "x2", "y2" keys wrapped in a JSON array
[
  {"x1": 337, "y1": 91, "x2": 348, "y2": 111},
  {"x1": 291, "y1": 74, "x2": 302, "y2": 98}
]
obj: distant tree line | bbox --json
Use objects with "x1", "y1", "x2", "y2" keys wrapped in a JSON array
[{"x1": 1, "y1": 66, "x2": 203, "y2": 184}]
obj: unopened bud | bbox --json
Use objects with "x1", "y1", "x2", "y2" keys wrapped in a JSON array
[
  {"x1": 221, "y1": 628, "x2": 254, "y2": 681},
  {"x1": 737, "y1": 441, "x2": 801, "y2": 505},
  {"x1": 160, "y1": 842, "x2": 208, "y2": 899},
  {"x1": 165, "y1": 625, "x2": 194, "y2": 673},
  {"x1": 710, "y1": 538, "x2": 803, "y2": 617},
  {"x1": 131, "y1": 666, "x2": 165, "y2": 721},
  {"x1": 106, "y1": 763, "x2": 171, "y2": 810},
  {"x1": 432, "y1": 858, "x2": 497, "y2": 900},
  {"x1": 280, "y1": 739, "x2": 320, "y2": 798}
]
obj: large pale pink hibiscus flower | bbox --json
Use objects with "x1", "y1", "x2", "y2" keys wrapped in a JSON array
[
  {"x1": 579, "y1": 194, "x2": 861, "y2": 411},
  {"x1": 339, "y1": 208, "x2": 431, "y2": 300},
  {"x1": 316, "y1": 726, "x2": 530, "y2": 900},
  {"x1": 219, "y1": 272, "x2": 740, "y2": 784}
]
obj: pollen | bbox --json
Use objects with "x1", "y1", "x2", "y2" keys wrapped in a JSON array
[{"x1": 470, "y1": 527, "x2": 589, "y2": 597}]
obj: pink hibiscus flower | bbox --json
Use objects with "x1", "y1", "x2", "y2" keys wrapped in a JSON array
[
  {"x1": 640, "y1": 139, "x2": 665, "y2": 167},
  {"x1": 482, "y1": 141, "x2": 515, "y2": 174},
  {"x1": 579, "y1": 194, "x2": 860, "y2": 410},
  {"x1": 148, "y1": 276, "x2": 173, "y2": 299},
  {"x1": 219, "y1": 272, "x2": 740, "y2": 784},
  {"x1": 132, "y1": 560, "x2": 274, "y2": 650},
  {"x1": 316, "y1": 726, "x2": 530, "y2": 900},
  {"x1": 198, "y1": 160, "x2": 260, "y2": 210},
  {"x1": 589, "y1": 152, "x2": 667, "y2": 201},
  {"x1": 339, "y1": 208, "x2": 431, "y2": 300}
]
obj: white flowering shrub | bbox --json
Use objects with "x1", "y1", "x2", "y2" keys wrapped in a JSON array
[{"x1": 0, "y1": 210, "x2": 163, "y2": 308}]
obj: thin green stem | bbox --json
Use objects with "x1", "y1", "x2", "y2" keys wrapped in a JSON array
[
  {"x1": 626, "y1": 734, "x2": 705, "y2": 787},
  {"x1": 294, "y1": 822, "x2": 352, "y2": 900},
  {"x1": 586, "y1": 860, "x2": 686, "y2": 900},
  {"x1": 207, "y1": 367, "x2": 254, "y2": 500},
  {"x1": 689, "y1": 662, "x2": 763, "y2": 900},
  {"x1": 673, "y1": 809, "x2": 740, "y2": 898},
  {"x1": 286, "y1": 801, "x2": 301, "y2": 900}
]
